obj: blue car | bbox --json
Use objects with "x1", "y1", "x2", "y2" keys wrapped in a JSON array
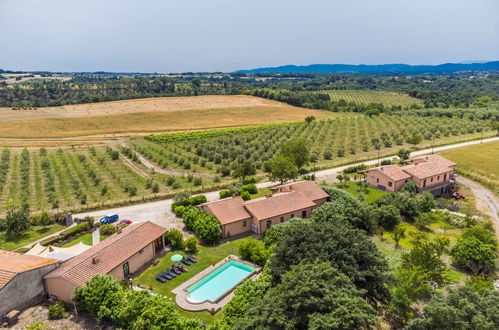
[{"x1": 100, "y1": 213, "x2": 119, "y2": 224}]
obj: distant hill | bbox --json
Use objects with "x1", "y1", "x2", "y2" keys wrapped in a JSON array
[{"x1": 238, "y1": 61, "x2": 499, "y2": 74}]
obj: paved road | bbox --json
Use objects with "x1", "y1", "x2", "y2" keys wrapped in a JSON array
[
  {"x1": 74, "y1": 136, "x2": 499, "y2": 228},
  {"x1": 457, "y1": 176, "x2": 499, "y2": 240}
]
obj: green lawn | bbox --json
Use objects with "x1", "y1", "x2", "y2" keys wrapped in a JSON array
[
  {"x1": 334, "y1": 181, "x2": 389, "y2": 203},
  {"x1": 250, "y1": 188, "x2": 272, "y2": 199},
  {"x1": 134, "y1": 236, "x2": 259, "y2": 325},
  {"x1": 61, "y1": 233, "x2": 106, "y2": 247},
  {"x1": 0, "y1": 224, "x2": 66, "y2": 251}
]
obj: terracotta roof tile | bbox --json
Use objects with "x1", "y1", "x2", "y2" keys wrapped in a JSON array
[
  {"x1": 367, "y1": 165, "x2": 412, "y2": 181},
  {"x1": 244, "y1": 191, "x2": 316, "y2": 221},
  {"x1": 0, "y1": 250, "x2": 58, "y2": 288},
  {"x1": 44, "y1": 221, "x2": 167, "y2": 286},
  {"x1": 274, "y1": 181, "x2": 329, "y2": 202},
  {"x1": 200, "y1": 197, "x2": 252, "y2": 225}
]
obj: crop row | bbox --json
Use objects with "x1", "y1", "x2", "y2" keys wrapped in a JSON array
[
  {"x1": 325, "y1": 90, "x2": 422, "y2": 107},
  {"x1": 137, "y1": 115, "x2": 493, "y2": 175}
]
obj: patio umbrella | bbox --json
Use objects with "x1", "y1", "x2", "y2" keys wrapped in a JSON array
[{"x1": 171, "y1": 254, "x2": 183, "y2": 262}]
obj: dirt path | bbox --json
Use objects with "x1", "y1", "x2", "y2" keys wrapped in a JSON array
[
  {"x1": 120, "y1": 154, "x2": 148, "y2": 178},
  {"x1": 126, "y1": 143, "x2": 215, "y2": 179},
  {"x1": 457, "y1": 176, "x2": 499, "y2": 240}
]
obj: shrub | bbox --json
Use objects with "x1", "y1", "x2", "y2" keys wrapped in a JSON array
[
  {"x1": 239, "y1": 191, "x2": 251, "y2": 201},
  {"x1": 173, "y1": 205, "x2": 187, "y2": 217},
  {"x1": 27, "y1": 322, "x2": 50, "y2": 330},
  {"x1": 100, "y1": 224, "x2": 117, "y2": 237},
  {"x1": 185, "y1": 236, "x2": 198, "y2": 252},
  {"x1": 240, "y1": 184, "x2": 258, "y2": 194},
  {"x1": 219, "y1": 189, "x2": 232, "y2": 199},
  {"x1": 193, "y1": 177, "x2": 202, "y2": 186},
  {"x1": 48, "y1": 301, "x2": 68, "y2": 320},
  {"x1": 166, "y1": 229, "x2": 184, "y2": 249},
  {"x1": 40, "y1": 222, "x2": 89, "y2": 246},
  {"x1": 190, "y1": 195, "x2": 207, "y2": 206},
  {"x1": 239, "y1": 240, "x2": 271, "y2": 266}
]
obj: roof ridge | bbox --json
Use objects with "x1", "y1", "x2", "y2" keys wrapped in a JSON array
[{"x1": 52, "y1": 222, "x2": 149, "y2": 277}]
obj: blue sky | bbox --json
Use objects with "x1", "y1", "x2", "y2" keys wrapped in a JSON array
[{"x1": 0, "y1": 0, "x2": 497, "y2": 72}]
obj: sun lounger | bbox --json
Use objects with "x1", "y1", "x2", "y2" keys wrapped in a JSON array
[
  {"x1": 160, "y1": 271, "x2": 172, "y2": 280},
  {"x1": 182, "y1": 257, "x2": 192, "y2": 266},
  {"x1": 172, "y1": 267, "x2": 182, "y2": 275},
  {"x1": 165, "y1": 269, "x2": 177, "y2": 278},
  {"x1": 155, "y1": 273, "x2": 167, "y2": 283},
  {"x1": 176, "y1": 262, "x2": 187, "y2": 272},
  {"x1": 187, "y1": 255, "x2": 197, "y2": 263}
]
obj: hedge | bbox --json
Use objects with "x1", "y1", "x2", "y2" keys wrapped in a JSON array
[{"x1": 40, "y1": 222, "x2": 90, "y2": 246}]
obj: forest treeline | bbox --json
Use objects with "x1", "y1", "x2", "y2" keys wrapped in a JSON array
[{"x1": 0, "y1": 71, "x2": 497, "y2": 109}]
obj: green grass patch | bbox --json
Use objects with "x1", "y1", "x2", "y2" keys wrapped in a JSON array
[
  {"x1": 0, "y1": 224, "x2": 66, "y2": 251},
  {"x1": 334, "y1": 181, "x2": 389, "y2": 203},
  {"x1": 60, "y1": 232, "x2": 106, "y2": 247},
  {"x1": 250, "y1": 188, "x2": 272, "y2": 199},
  {"x1": 134, "y1": 236, "x2": 260, "y2": 325}
]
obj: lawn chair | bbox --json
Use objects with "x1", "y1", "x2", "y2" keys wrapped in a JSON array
[
  {"x1": 155, "y1": 273, "x2": 167, "y2": 283},
  {"x1": 171, "y1": 267, "x2": 182, "y2": 275},
  {"x1": 182, "y1": 257, "x2": 192, "y2": 266},
  {"x1": 187, "y1": 254, "x2": 197, "y2": 263},
  {"x1": 175, "y1": 262, "x2": 187, "y2": 272},
  {"x1": 160, "y1": 271, "x2": 173, "y2": 280},
  {"x1": 165, "y1": 269, "x2": 177, "y2": 278}
]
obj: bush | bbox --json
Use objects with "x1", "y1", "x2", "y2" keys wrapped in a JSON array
[
  {"x1": 48, "y1": 301, "x2": 68, "y2": 320},
  {"x1": 239, "y1": 240, "x2": 271, "y2": 266},
  {"x1": 240, "y1": 184, "x2": 258, "y2": 194},
  {"x1": 185, "y1": 236, "x2": 198, "y2": 252},
  {"x1": 166, "y1": 229, "x2": 184, "y2": 249},
  {"x1": 100, "y1": 224, "x2": 117, "y2": 237},
  {"x1": 190, "y1": 195, "x2": 207, "y2": 206},
  {"x1": 173, "y1": 205, "x2": 187, "y2": 217},
  {"x1": 239, "y1": 191, "x2": 251, "y2": 201},
  {"x1": 219, "y1": 189, "x2": 232, "y2": 199},
  {"x1": 40, "y1": 222, "x2": 89, "y2": 246},
  {"x1": 27, "y1": 322, "x2": 50, "y2": 330}
]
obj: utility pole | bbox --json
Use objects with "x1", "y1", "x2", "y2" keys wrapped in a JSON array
[{"x1": 431, "y1": 135, "x2": 435, "y2": 154}]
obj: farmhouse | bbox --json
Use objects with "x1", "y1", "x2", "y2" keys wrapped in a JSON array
[
  {"x1": 0, "y1": 250, "x2": 59, "y2": 318},
  {"x1": 200, "y1": 181, "x2": 328, "y2": 237},
  {"x1": 364, "y1": 154, "x2": 456, "y2": 195},
  {"x1": 44, "y1": 221, "x2": 167, "y2": 303}
]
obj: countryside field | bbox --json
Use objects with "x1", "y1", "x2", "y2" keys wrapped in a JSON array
[
  {"x1": 440, "y1": 141, "x2": 499, "y2": 196},
  {"x1": 0, "y1": 146, "x2": 227, "y2": 215},
  {"x1": 325, "y1": 90, "x2": 422, "y2": 107},
  {"x1": 0, "y1": 95, "x2": 340, "y2": 138},
  {"x1": 132, "y1": 115, "x2": 493, "y2": 176}
]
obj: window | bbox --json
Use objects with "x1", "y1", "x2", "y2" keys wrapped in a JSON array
[
  {"x1": 302, "y1": 210, "x2": 307, "y2": 217},
  {"x1": 388, "y1": 182, "x2": 393, "y2": 187},
  {"x1": 431, "y1": 177, "x2": 433, "y2": 183},
  {"x1": 139, "y1": 248, "x2": 144, "y2": 254},
  {"x1": 279, "y1": 216, "x2": 284, "y2": 223},
  {"x1": 290, "y1": 213, "x2": 295, "y2": 219},
  {"x1": 444, "y1": 174, "x2": 447, "y2": 181},
  {"x1": 437, "y1": 176, "x2": 440, "y2": 180},
  {"x1": 376, "y1": 178, "x2": 379, "y2": 183},
  {"x1": 405, "y1": 180, "x2": 408, "y2": 183},
  {"x1": 423, "y1": 179, "x2": 426, "y2": 188},
  {"x1": 266, "y1": 220, "x2": 272, "y2": 229},
  {"x1": 242, "y1": 220, "x2": 247, "y2": 227},
  {"x1": 123, "y1": 262, "x2": 130, "y2": 277}
]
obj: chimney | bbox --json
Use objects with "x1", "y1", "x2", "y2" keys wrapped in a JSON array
[
  {"x1": 380, "y1": 167, "x2": 383, "y2": 171},
  {"x1": 92, "y1": 257, "x2": 99, "y2": 264}
]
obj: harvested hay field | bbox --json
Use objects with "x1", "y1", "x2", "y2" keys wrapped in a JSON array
[
  {"x1": 0, "y1": 103, "x2": 341, "y2": 138},
  {"x1": 0, "y1": 95, "x2": 288, "y2": 122}
]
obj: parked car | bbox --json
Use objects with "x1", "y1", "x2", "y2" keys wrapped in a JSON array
[
  {"x1": 117, "y1": 219, "x2": 133, "y2": 225},
  {"x1": 100, "y1": 213, "x2": 119, "y2": 224}
]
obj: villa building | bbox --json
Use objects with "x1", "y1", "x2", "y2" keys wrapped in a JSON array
[
  {"x1": 200, "y1": 181, "x2": 328, "y2": 238},
  {"x1": 44, "y1": 221, "x2": 167, "y2": 303},
  {"x1": 363, "y1": 154, "x2": 456, "y2": 195}
]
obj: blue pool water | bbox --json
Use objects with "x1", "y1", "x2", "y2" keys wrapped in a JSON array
[{"x1": 187, "y1": 260, "x2": 255, "y2": 303}]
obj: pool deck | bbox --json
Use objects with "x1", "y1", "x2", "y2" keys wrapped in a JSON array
[{"x1": 171, "y1": 255, "x2": 260, "y2": 313}]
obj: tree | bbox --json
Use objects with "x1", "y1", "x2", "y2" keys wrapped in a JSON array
[
  {"x1": 304, "y1": 115, "x2": 316, "y2": 124},
  {"x1": 336, "y1": 173, "x2": 350, "y2": 188},
  {"x1": 184, "y1": 236, "x2": 197, "y2": 252},
  {"x1": 280, "y1": 138, "x2": 309, "y2": 170},
  {"x1": 397, "y1": 148, "x2": 411, "y2": 161},
  {"x1": 400, "y1": 181, "x2": 418, "y2": 194},
  {"x1": 268, "y1": 155, "x2": 298, "y2": 184},
  {"x1": 4, "y1": 207, "x2": 30, "y2": 237},
  {"x1": 231, "y1": 160, "x2": 256, "y2": 182},
  {"x1": 36, "y1": 211, "x2": 53, "y2": 230},
  {"x1": 406, "y1": 134, "x2": 422, "y2": 147},
  {"x1": 376, "y1": 204, "x2": 401, "y2": 231},
  {"x1": 165, "y1": 228, "x2": 184, "y2": 249},
  {"x1": 405, "y1": 286, "x2": 499, "y2": 330},
  {"x1": 193, "y1": 214, "x2": 222, "y2": 244},
  {"x1": 491, "y1": 121, "x2": 499, "y2": 135},
  {"x1": 73, "y1": 274, "x2": 125, "y2": 321},
  {"x1": 235, "y1": 262, "x2": 377, "y2": 330},
  {"x1": 415, "y1": 212, "x2": 438, "y2": 230},
  {"x1": 174, "y1": 191, "x2": 191, "y2": 204},
  {"x1": 268, "y1": 221, "x2": 390, "y2": 304},
  {"x1": 391, "y1": 224, "x2": 406, "y2": 247},
  {"x1": 451, "y1": 236, "x2": 496, "y2": 275}
]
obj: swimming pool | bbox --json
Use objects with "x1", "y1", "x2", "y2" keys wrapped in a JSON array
[{"x1": 186, "y1": 259, "x2": 256, "y2": 303}]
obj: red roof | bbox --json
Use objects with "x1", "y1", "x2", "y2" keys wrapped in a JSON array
[
  {"x1": 367, "y1": 165, "x2": 412, "y2": 182},
  {"x1": 44, "y1": 221, "x2": 166, "y2": 286},
  {"x1": 274, "y1": 181, "x2": 329, "y2": 202},
  {"x1": 201, "y1": 197, "x2": 252, "y2": 225},
  {"x1": 244, "y1": 192, "x2": 316, "y2": 221},
  {"x1": 0, "y1": 250, "x2": 58, "y2": 288}
]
